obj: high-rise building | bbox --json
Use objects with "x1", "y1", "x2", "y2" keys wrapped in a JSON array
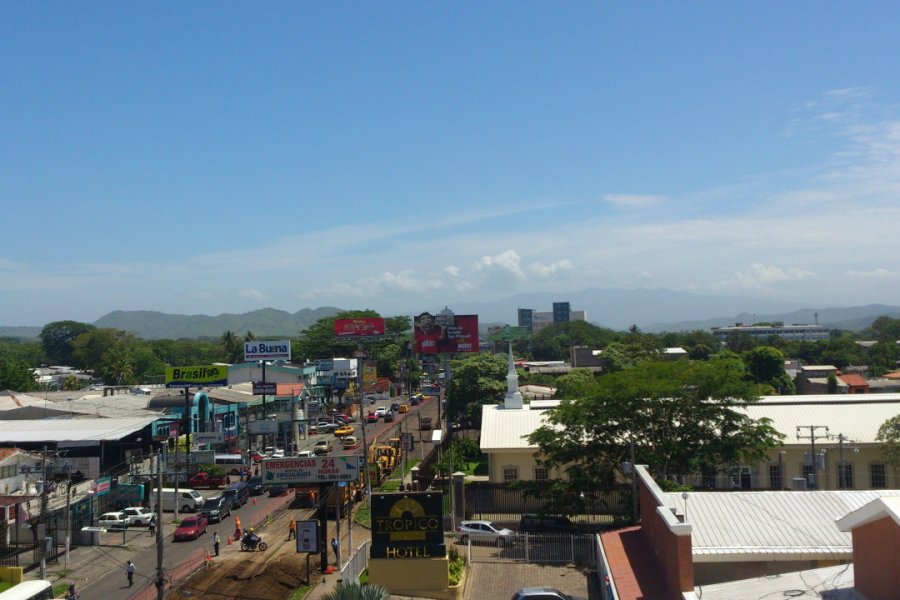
[
  {"x1": 517, "y1": 308, "x2": 534, "y2": 331},
  {"x1": 552, "y1": 302, "x2": 571, "y2": 323}
]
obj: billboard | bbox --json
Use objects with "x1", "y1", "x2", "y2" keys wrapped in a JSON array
[
  {"x1": 165, "y1": 365, "x2": 228, "y2": 388},
  {"x1": 260, "y1": 456, "x2": 362, "y2": 484},
  {"x1": 252, "y1": 381, "x2": 277, "y2": 395},
  {"x1": 296, "y1": 520, "x2": 319, "y2": 553},
  {"x1": 248, "y1": 420, "x2": 279, "y2": 434},
  {"x1": 370, "y1": 492, "x2": 446, "y2": 558},
  {"x1": 244, "y1": 340, "x2": 291, "y2": 361},
  {"x1": 334, "y1": 318, "x2": 385, "y2": 338},
  {"x1": 413, "y1": 313, "x2": 479, "y2": 354}
]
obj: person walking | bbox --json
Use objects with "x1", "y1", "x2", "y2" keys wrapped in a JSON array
[
  {"x1": 214, "y1": 531, "x2": 221, "y2": 556},
  {"x1": 330, "y1": 537, "x2": 339, "y2": 562},
  {"x1": 288, "y1": 519, "x2": 296, "y2": 540},
  {"x1": 148, "y1": 514, "x2": 156, "y2": 537},
  {"x1": 126, "y1": 560, "x2": 135, "y2": 587}
]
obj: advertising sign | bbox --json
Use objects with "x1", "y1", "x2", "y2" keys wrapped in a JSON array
[
  {"x1": 94, "y1": 476, "x2": 111, "y2": 497},
  {"x1": 334, "y1": 318, "x2": 385, "y2": 338},
  {"x1": 252, "y1": 381, "x2": 277, "y2": 395},
  {"x1": 413, "y1": 313, "x2": 479, "y2": 354},
  {"x1": 370, "y1": 492, "x2": 446, "y2": 558},
  {"x1": 362, "y1": 363, "x2": 377, "y2": 389},
  {"x1": 260, "y1": 456, "x2": 361, "y2": 484},
  {"x1": 248, "y1": 420, "x2": 279, "y2": 434},
  {"x1": 165, "y1": 365, "x2": 228, "y2": 388},
  {"x1": 244, "y1": 340, "x2": 291, "y2": 361},
  {"x1": 296, "y1": 520, "x2": 319, "y2": 553},
  {"x1": 192, "y1": 432, "x2": 224, "y2": 445}
]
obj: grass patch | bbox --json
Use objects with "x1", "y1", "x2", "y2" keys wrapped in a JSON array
[
  {"x1": 288, "y1": 585, "x2": 311, "y2": 600},
  {"x1": 52, "y1": 584, "x2": 71, "y2": 597},
  {"x1": 0, "y1": 583, "x2": 12, "y2": 593},
  {"x1": 354, "y1": 504, "x2": 371, "y2": 528},
  {"x1": 381, "y1": 479, "x2": 401, "y2": 492},
  {"x1": 51, "y1": 568, "x2": 72, "y2": 579},
  {"x1": 358, "y1": 569, "x2": 369, "y2": 585}
]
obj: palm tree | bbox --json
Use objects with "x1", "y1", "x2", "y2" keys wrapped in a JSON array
[{"x1": 321, "y1": 582, "x2": 390, "y2": 600}]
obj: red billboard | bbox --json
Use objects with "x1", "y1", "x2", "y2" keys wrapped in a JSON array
[
  {"x1": 334, "y1": 317, "x2": 386, "y2": 337},
  {"x1": 414, "y1": 313, "x2": 479, "y2": 354}
]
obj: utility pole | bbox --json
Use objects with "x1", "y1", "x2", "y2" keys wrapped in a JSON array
[
  {"x1": 155, "y1": 453, "x2": 165, "y2": 600},
  {"x1": 796, "y1": 425, "x2": 829, "y2": 489},
  {"x1": 39, "y1": 446, "x2": 48, "y2": 580},
  {"x1": 834, "y1": 433, "x2": 854, "y2": 489}
]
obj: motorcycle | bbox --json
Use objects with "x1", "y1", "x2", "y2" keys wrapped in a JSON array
[{"x1": 240, "y1": 532, "x2": 268, "y2": 552}]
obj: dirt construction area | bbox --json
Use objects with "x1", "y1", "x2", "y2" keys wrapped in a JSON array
[{"x1": 166, "y1": 498, "x2": 330, "y2": 600}]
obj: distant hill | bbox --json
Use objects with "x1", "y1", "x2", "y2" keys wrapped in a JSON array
[
  {"x1": 93, "y1": 307, "x2": 343, "y2": 339},
  {"x1": 644, "y1": 303, "x2": 900, "y2": 333},
  {"x1": 0, "y1": 326, "x2": 41, "y2": 339}
]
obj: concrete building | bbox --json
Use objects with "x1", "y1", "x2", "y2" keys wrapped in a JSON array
[{"x1": 712, "y1": 322, "x2": 829, "y2": 343}]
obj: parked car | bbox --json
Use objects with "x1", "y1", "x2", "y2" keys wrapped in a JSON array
[
  {"x1": 121, "y1": 506, "x2": 155, "y2": 526},
  {"x1": 457, "y1": 520, "x2": 516, "y2": 546},
  {"x1": 315, "y1": 421, "x2": 339, "y2": 434},
  {"x1": 366, "y1": 395, "x2": 377, "y2": 405},
  {"x1": 296, "y1": 450, "x2": 315, "y2": 458},
  {"x1": 200, "y1": 496, "x2": 232, "y2": 523},
  {"x1": 268, "y1": 484, "x2": 289, "y2": 497},
  {"x1": 222, "y1": 482, "x2": 250, "y2": 509},
  {"x1": 99, "y1": 511, "x2": 129, "y2": 531},
  {"x1": 313, "y1": 440, "x2": 333, "y2": 455},
  {"x1": 332, "y1": 413, "x2": 351, "y2": 424},
  {"x1": 188, "y1": 471, "x2": 229, "y2": 489},
  {"x1": 263, "y1": 446, "x2": 285, "y2": 458},
  {"x1": 246, "y1": 476, "x2": 264, "y2": 496},
  {"x1": 511, "y1": 588, "x2": 586, "y2": 600},
  {"x1": 173, "y1": 515, "x2": 208, "y2": 541},
  {"x1": 419, "y1": 416, "x2": 432, "y2": 430},
  {"x1": 383, "y1": 412, "x2": 395, "y2": 423},
  {"x1": 519, "y1": 514, "x2": 579, "y2": 534}
]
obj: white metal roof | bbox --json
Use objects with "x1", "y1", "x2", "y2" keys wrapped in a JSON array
[
  {"x1": 690, "y1": 564, "x2": 859, "y2": 600},
  {"x1": 480, "y1": 404, "x2": 556, "y2": 451},
  {"x1": 739, "y1": 397, "x2": 900, "y2": 444},
  {"x1": 836, "y1": 495, "x2": 900, "y2": 531},
  {"x1": 0, "y1": 416, "x2": 159, "y2": 443},
  {"x1": 668, "y1": 490, "x2": 900, "y2": 561}
]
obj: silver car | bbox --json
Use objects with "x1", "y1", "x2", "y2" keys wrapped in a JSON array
[
  {"x1": 511, "y1": 588, "x2": 586, "y2": 600},
  {"x1": 457, "y1": 520, "x2": 516, "y2": 546}
]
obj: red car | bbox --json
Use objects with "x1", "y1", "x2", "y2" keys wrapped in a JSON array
[
  {"x1": 366, "y1": 412, "x2": 378, "y2": 423},
  {"x1": 174, "y1": 515, "x2": 208, "y2": 541}
]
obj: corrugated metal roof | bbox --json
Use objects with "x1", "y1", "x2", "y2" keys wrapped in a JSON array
[
  {"x1": 0, "y1": 416, "x2": 159, "y2": 443},
  {"x1": 756, "y1": 392, "x2": 900, "y2": 404},
  {"x1": 739, "y1": 399, "x2": 900, "y2": 444},
  {"x1": 668, "y1": 490, "x2": 900, "y2": 561},
  {"x1": 480, "y1": 404, "x2": 557, "y2": 451}
]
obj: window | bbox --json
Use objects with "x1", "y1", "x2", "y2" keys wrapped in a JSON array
[
  {"x1": 871, "y1": 463, "x2": 886, "y2": 488},
  {"x1": 534, "y1": 466, "x2": 549, "y2": 481},
  {"x1": 768, "y1": 465, "x2": 783, "y2": 489},
  {"x1": 701, "y1": 467, "x2": 716, "y2": 489},
  {"x1": 502, "y1": 466, "x2": 518, "y2": 483},
  {"x1": 837, "y1": 463, "x2": 854, "y2": 489}
]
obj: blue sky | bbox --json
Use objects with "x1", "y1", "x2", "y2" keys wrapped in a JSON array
[{"x1": 4, "y1": 3, "x2": 900, "y2": 326}]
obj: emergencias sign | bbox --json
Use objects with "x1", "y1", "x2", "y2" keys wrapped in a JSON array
[
  {"x1": 165, "y1": 365, "x2": 228, "y2": 388},
  {"x1": 244, "y1": 340, "x2": 291, "y2": 361},
  {"x1": 260, "y1": 456, "x2": 361, "y2": 484}
]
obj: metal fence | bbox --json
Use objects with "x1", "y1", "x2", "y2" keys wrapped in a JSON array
[
  {"x1": 461, "y1": 483, "x2": 631, "y2": 523},
  {"x1": 445, "y1": 532, "x2": 597, "y2": 566},
  {"x1": 339, "y1": 540, "x2": 369, "y2": 584}
]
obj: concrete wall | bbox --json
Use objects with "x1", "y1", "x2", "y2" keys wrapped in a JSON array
[{"x1": 851, "y1": 516, "x2": 900, "y2": 600}]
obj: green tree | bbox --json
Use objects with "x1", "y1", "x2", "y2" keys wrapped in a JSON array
[
  {"x1": 62, "y1": 375, "x2": 82, "y2": 391},
  {"x1": 528, "y1": 357, "x2": 783, "y2": 507},
  {"x1": 553, "y1": 368, "x2": 599, "y2": 399},
  {"x1": 220, "y1": 330, "x2": 243, "y2": 363},
  {"x1": 39, "y1": 320, "x2": 95, "y2": 365},
  {"x1": 0, "y1": 358, "x2": 37, "y2": 391},
  {"x1": 876, "y1": 414, "x2": 900, "y2": 469},
  {"x1": 531, "y1": 321, "x2": 620, "y2": 361},
  {"x1": 321, "y1": 582, "x2": 390, "y2": 600},
  {"x1": 445, "y1": 352, "x2": 507, "y2": 425},
  {"x1": 827, "y1": 372, "x2": 839, "y2": 394}
]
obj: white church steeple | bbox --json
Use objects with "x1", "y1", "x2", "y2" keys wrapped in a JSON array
[{"x1": 503, "y1": 341, "x2": 524, "y2": 410}]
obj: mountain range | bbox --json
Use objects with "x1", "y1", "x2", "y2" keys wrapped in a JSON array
[{"x1": 3, "y1": 288, "x2": 899, "y2": 339}]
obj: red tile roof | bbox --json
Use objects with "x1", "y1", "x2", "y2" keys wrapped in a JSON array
[{"x1": 838, "y1": 373, "x2": 869, "y2": 387}]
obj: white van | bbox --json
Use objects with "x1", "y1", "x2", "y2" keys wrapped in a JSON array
[{"x1": 150, "y1": 488, "x2": 205, "y2": 513}]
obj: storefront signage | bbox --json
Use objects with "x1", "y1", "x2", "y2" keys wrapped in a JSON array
[
  {"x1": 244, "y1": 340, "x2": 291, "y2": 361},
  {"x1": 370, "y1": 492, "x2": 446, "y2": 558},
  {"x1": 165, "y1": 365, "x2": 228, "y2": 388}
]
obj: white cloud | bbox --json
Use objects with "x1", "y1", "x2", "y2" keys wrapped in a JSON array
[
  {"x1": 527, "y1": 259, "x2": 572, "y2": 280},
  {"x1": 847, "y1": 268, "x2": 899, "y2": 279},
  {"x1": 603, "y1": 194, "x2": 666, "y2": 208},
  {"x1": 712, "y1": 264, "x2": 817, "y2": 293},
  {"x1": 473, "y1": 250, "x2": 525, "y2": 279},
  {"x1": 238, "y1": 289, "x2": 264, "y2": 301}
]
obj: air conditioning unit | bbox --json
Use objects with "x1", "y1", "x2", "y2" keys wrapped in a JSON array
[{"x1": 791, "y1": 477, "x2": 808, "y2": 491}]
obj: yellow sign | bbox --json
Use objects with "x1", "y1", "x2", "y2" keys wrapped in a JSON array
[{"x1": 165, "y1": 365, "x2": 227, "y2": 388}]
